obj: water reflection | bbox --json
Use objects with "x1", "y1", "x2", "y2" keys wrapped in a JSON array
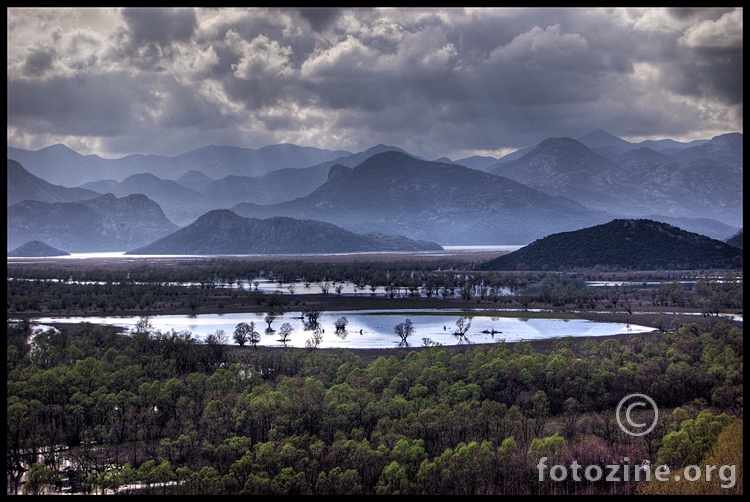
[{"x1": 30, "y1": 309, "x2": 655, "y2": 349}]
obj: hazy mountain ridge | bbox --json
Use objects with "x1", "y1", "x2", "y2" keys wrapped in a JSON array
[
  {"x1": 7, "y1": 159, "x2": 101, "y2": 206},
  {"x1": 479, "y1": 219, "x2": 744, "y2": 271},
  {"x1": 232, "y1": 151, "x2": 610, "y2": 245},
  {"x1": 486, "y1": 133, "x2": 742, "y2": 227},
  {"x1": 576, "y1": 129, "x2": 711, "y2": 154},
  {"x1": 126, "y1": 210, "x2": 443, "y2": 255},
  {"x1": 80, "y1": 172, "x2": 215, "y2": 227},
  {"x1": 173, "y1": 170, "x2": 217, "y2": 193},
  {"x1": 7, "y1": 143, "x2": 352, "y2": 187},
  {"x1": 73, "y1": 144, "x2": 415, "y2": 226}
]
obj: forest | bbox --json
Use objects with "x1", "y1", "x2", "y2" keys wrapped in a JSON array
[{"x1": 6, "y1": 259, "x2": 744, "y2": 495}]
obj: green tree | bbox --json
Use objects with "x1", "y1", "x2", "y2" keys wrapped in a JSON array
[
  {"x1": 22, "y1": 463, "x2": 60, "y2": 495},
  {"x1": 233, "y1": 322, "x2": 252, "y2": 347},
  {"x1": 657, "y1": 409, "x2": 732, "y2": 468}
]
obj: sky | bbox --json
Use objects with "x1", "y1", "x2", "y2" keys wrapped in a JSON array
[{"x1": 7, "y1": 7, "x2": 743, "y2": 161}]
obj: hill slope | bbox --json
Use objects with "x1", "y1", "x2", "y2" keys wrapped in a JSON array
[
  {"x1": 725, "y1": 229, "x2": 743, "y2": 250},
  {"x1": 7, "y1": 159, "x2": 101, "y2": 206},
  {"x1": 126, "y1": 210, "x2": 443, "y2": 255},
  {"x1": 478, "y1": 219, "x2": 743, "y2": 271}
]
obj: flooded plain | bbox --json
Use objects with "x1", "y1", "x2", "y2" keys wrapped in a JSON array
[{"x1": 30, "y1": 309, "x2": 655, "y2": 349}]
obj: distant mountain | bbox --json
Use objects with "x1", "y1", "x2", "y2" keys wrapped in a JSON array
[
  {"x1": 492, "y1": 129, "x2": 709, "y2": 167},
  {"x1": 7, "y1": 159, "x2": 101, "y2": 206},
  {"x1": 6, "y1": 144, "x2": 107, "y2": 188},
  {"x1": 126, "y1": 210, "x2": 443, "y2": 255},
  {"x1": 606, "y1": 147, "x2": 672, "y2": 168},
  {"x1": 80, "y1": 193, "x2": 179, "y2": 235},
  {"x1": 478, "y1": 219, "x2": 743, "y2": 271},
  {"x1": 577, "y1": 129, "x2": 709, "y2": 154},
  {"x1": 80, "y1": 173, "x2": 221, "y2": 227},
  {"x1": 7, "y1": 143, "x2": 352, "y2": 187},
  {"x1": 95, "y1": 173, "x2": 213, "y2": 227},
  {"x1": 7, "y1": 193, "x2": 179, "y2": 252},
  {"x1": 232, "y1": 151, "x2": 610, "y2": 245},
  {"x1": 725, "y1": 229, "x2": 743, "y2": 250},
  {"x1": 173, "y1": 170, "x2": 217, "y2": 193},
  {"x1": 576, "y1": 129, "x2": 636, "y2": 152},
  {"x1": 72, "y1": 145, "x2": 414, "y2": 227},
  {"x1": 669, "y1": 132, "x2": 743, "y2": 167},
  {"x1": 8, "y1": 240, "x2": 70, "y2": 257},
  {"x1": 493, "y1": 145, "x2": 536, "y2": 165},
  {"x1": 487, "y1": 135, "x2": 742, "y2": 227},
  {"x1": 201, "y1": 163, "x2": 333, "y2": 207},
  {"x1": 452, "y1": 155, "x2": 501, "y2": 171},
  {"x1": 488, "y1": 137, "x2": 630, "y2": 211}
]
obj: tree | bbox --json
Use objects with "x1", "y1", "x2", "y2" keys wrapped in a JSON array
[
  {"x1": 264, "y1": 315, "x2": 276, "y2": 331},
  {"x1": 453, "y1": 316, "x2": 471, "y2": 339},
  {"x1": 277, "y1": 323, "x2": 294, "y2": 346},
  {"x1": 334, "y1": 316, "x2": 349, "y2": 333},
  {"x1": 248, "y1": 321, "x2": 261, "y2": 348},
  {"x1": 135, "y1": 316, "x2": 153, "y2": 336},
  {"x1": 22, "y1": 463, "x2": 60, "y2": 495},
  {"x1": 394, "y1": 319, "x2": 415, "y2": 346},
  {"x1": 233, "y1": 322, "x2": 252, "y2": 347},
  {"x1": 306, "y1": 326, "x2": 324, "y2": 349},
  {"x1": 304, "y1": 309, "x2": 321, "y2": 330}
]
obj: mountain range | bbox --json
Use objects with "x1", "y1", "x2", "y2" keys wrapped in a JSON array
[
  {"x1": 487, "y1": 132, "x2": 742, "y2": 226},
  {"x1": 479, "y1": 219, "x2": 743, "y2": 271},
  {"x1": 6, "y1": 143, "x2": 352, "y2": 187},
  {"x1": 230, "y1": 150, "x2": 608, "y2": 245},
  {"x1": 6, "y1": 130, "x2": 742, "y2": 254}
]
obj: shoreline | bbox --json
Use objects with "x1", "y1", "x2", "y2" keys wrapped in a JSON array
[
  {"x1": 20, "y1": 299, "x2": 740, "y2": 363},
  {"x1": 6, "y1": 249, "x2": 512, "y2": 269}
]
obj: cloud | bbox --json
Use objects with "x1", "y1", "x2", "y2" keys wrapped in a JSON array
[
  {"x1": 21, "y1": 46, "x2": 56, "y2": 76},
  {"x1": 225, "y1": 31, "x2": 293, "y2": 79},
  {"x1": 680, "y1": 8, "x2": 743, "y2": 48},
  {"x1": 6, "y1": 7, "x2": 743, "y2": 160}
]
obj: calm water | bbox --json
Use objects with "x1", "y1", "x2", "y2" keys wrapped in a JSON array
[
  {"x1": 6, "y1": 245, "x2": 524, "y2": 262},
  {"x1": 30, "y1": 309, "x2": 654, "y2": 349}
]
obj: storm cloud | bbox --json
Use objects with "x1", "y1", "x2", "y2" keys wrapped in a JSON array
[{"x1": 7, "y1": 7, "x2": 743, "y2": 160}]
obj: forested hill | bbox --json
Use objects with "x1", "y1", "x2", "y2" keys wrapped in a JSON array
[
  {"x1": 7, "y1": 240, "x2": 70, "y2": 257},
  {"x1": 126, "y1": 210, "x2": 443, "y2": 255},
  {"x1": 478, "y1": 219, "x2": 743, "y2": 271}
]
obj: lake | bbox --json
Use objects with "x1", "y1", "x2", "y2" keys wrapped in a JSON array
[{"x1": 29, "y1": 309, "x2": 655, "y2": 349}]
